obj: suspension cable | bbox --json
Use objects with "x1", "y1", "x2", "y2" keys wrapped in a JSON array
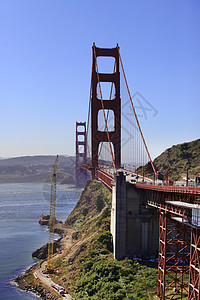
[
  {"x1": 93, "y1": 47, "x2": 116, "y2": 172},
  {"x1": 117, "y1": 45, "x2": 157, "y2": 175}
]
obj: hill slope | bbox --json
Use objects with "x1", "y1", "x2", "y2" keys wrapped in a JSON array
[
  {"x1": 138, "y1": 139, "x2": 200, "y2": 181},
  {"x1": 16, "y1": 180, "x2": 158, "y2": 299},
  {"x1": 0, "y1": 155, "x2": 75, "y2": 184}
]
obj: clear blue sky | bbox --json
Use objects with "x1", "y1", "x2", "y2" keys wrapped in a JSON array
[{"x1": 0, "y1": 0, "x2": 199, "y2": 160}]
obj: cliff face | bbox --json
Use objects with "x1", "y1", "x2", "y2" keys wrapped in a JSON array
[
  {"x1": 32, "y1": 239, "x2": 62, "y2": 259},
  {"x1": 16, "y1": 180, "x2": 158, "y2": 299},
  {"x1": 47, "y1": 180, "x2": 158, "y2": 299},
  {"x1": 39, "y1": 214, "x2": 63, "y2": 226},
  {"x1": 32, "y1": 215, "x2": 65, "y2": 259}
]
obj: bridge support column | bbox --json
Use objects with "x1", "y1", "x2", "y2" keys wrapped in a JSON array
[
  {"x1": 111, "y1": 171, "x2": 127, "y2": 260},
  {"x1": 111, "y1": 172, "x2": 159, "y2": 260}
]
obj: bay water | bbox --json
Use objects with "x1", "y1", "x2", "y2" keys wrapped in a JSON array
[{"x1": 0, "y1": 183, "x2": 81, "y2": 300}]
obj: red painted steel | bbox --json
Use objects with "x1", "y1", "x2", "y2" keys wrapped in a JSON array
[
  {"x1": 75, "y1": 122, "x2": 88, "y2": 187},
  {"x1": 91, "y1": 44, "x2": 121, "y2": 172},
  {"x1": 157, "y1": 211, "x2": 191, "y2": 299},
  {"x1": 81, "y1": 162, "x2": 200, "y2": 300},
  {"x1": 158, "y1": 210, "x2": 167, "y2": 299},
  {"x1": 188, "y1": 228, "x2": 200, "y2": 299},
  {"x1": 96, "y1": 169, "x2": 113, "y2": 190},
  {"x1": 93, "y1": 46, "x2": 116, "y2": 172},
  {"x1": 80, "y1": 164, "x2": 114, "y2": 189},
  {"x1": 136, "y1": 183, "x2": 200, "y2": 195},
  {"x1": 80, "y1": 44, "x2": 200, "y2": 299}
]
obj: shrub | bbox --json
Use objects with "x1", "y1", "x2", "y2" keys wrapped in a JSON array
[
  {"x1": 97, "y1": 231, "x2": 113, "y2": 252},
  {"x1": 96, "y1": 206, "x2": 111, "y2": 227},
  {"x1": 96, "y1": 192, "x2": 105, "y2": 212}
]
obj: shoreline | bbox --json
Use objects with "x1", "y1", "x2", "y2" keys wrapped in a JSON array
[
  {"x1": 11, "y1": 264, "x2": 41, "y2": 299},
  {"x1": 0, "y1": 183, "x2": 80, "y2": 300},
  {"x1": 12, "y1": 264, "x2": 58, "y2": 300},
  {"x1": 11, "y1": 214, "x2": 68, "y2": 299}
]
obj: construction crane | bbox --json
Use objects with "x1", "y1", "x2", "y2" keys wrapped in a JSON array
[{"x1": 47, "y1": 155, "x2": 58, "y2": 272}]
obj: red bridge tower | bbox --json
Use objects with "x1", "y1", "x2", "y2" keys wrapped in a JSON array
[
  {"x1": 75, "y1": 121, "x2": 88, "y2": 187},
  {"x1": 91, "y1": 44, "x2": 121, "y2": 174}
]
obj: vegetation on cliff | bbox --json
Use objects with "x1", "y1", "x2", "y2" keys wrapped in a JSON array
[
  {"x1": 16, "y1": 180, "x2": 158, "y2": 299},
  {"x1": 137, "y1": 139, "x2": 200, "y2": 181},
  {"x1": 49, "y1": 180, "x2": 158, "y2": 299}
]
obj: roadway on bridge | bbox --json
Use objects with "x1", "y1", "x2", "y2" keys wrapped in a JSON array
[{"x1": 123, "y1": 170, "x2": 153, "y2": 184}]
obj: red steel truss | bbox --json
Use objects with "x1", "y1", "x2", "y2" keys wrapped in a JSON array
[
  {"x1": 157, "y1": 209, "x2": 191, "y2": 299},
  {"x1": 158, "y1": 210, "x2": 167, "y2": 299},
  {"x1": 81, "y1": 167, "x2": 200, "y2": 300},
  {"x1": 188, "y1": 228, "x2": 200, "y2": 299},
  {"x1": 147, "y1": 191, "x2": 200, "y2": 300}
]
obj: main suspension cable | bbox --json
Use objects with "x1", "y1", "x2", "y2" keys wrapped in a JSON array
[
  {"x1": 93, "y1": 47, "x2": 116, "y2": 172},
  {"x1": 117, "y1": 45, "x2": 157, "y2": 175}
]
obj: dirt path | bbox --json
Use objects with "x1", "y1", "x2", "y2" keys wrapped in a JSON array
[
  {"x1": 34, "y1": 261, "x2": 73, "y2": 299},
  {"x1": 33, "y1": 229, "x2": 97, "y2": 300}
]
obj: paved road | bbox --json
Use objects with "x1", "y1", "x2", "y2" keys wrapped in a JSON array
[{"x1": 34, "y1": 261, "x2": 73, "y2": 300}]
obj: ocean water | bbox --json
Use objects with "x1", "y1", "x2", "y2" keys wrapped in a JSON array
[{"x1": 0, "y1": 183, "x2": 81, "y2": 300}]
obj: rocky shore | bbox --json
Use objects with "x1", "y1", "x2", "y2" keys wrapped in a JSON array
[
  {"x1": 14, "y1": 265, "x2": 58, "y2": 300},
  {"x1": 13, "y1": 214, "x2": 67, "y2": 299},
  {"x1": 32, "y1": 238, "x2": 63, "y2": 259},
  {"x1": 40, "y1": 214, "x2": 65, "y2": 237},
  {"x1": 31, "y1": 215, "x2": 65, "y2": 260}
]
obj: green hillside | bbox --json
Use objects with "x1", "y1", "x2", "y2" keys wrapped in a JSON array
[
  {"x1": 17, "y1": 180, "x2": 158, "y2": 299},
  {"x1": 0, "y1": 155, "x2": 75, "y2": 184},
  {"x1": 138, "y1": 139, "x2": 200, "y2": 181}
]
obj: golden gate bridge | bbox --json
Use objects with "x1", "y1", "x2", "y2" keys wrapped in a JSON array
[{"x1": 75, "y1": 44, "x2": 200, "y2": 299}]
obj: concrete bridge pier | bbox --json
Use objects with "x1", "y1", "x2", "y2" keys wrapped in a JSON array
[
  {"x1": 111, "y1": 171, "x2": 127, "y2": 260},
  {"x1": 111, "y1": 171, "x2": 159, "y2": 260}
]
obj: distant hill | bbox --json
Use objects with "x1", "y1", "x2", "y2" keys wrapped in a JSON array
[
  {"x1": 0, "y1": 155, "x2": 75, "y2": 184},
  {"x1": 137, "y1": 139, "x2": 200, "y2": 181}
]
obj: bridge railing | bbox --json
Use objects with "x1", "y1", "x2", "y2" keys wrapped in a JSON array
[
  {"x1": 96, "y1": 169, "x2": 114, "y2": 190},
  {"x1": 79, "y1": 164, "x2": 200, "y2": 197}
]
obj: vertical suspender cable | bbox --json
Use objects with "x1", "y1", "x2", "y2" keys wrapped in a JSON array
[{"x1": 117, "y1": 45, "x2": 157, "y2": 176}]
